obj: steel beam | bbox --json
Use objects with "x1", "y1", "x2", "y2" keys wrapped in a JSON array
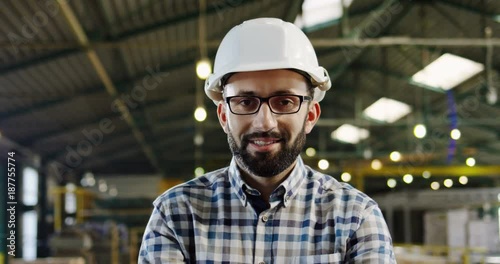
[
  {"x1": 5, "y1": 36, "x2": 500, "y2": 51},
  {"x1": 284, "y1": 0, "x2": 303, "y2": 23},
  {"x1": 329, "y1": 0, "x2": 413, "y2": 82},
  {"x1": 346, "y1": 165, "x2": 500, "y2": 177},
  {"x1": 311, "y1": 37, "x2": 500, "y2": 48},
  {"x1": 435, "y1": 0, "x2": 497, "y2": 17}
]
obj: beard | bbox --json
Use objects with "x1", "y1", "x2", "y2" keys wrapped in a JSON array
[{"x1": 227, "y1": 125, "x2": 306, "y2": 178}]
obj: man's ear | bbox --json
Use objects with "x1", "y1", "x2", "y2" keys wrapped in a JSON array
[
  {"x1": 217, "y1": 102, "x2": 229, "y2": 134},
  {"x1": 304, "y1": 102, "x2": 321, "y2": 134}
]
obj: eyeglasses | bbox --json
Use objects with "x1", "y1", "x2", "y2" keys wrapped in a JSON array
[{"x1": 225, "y1": 94, "x2": 312, "y2": 115}]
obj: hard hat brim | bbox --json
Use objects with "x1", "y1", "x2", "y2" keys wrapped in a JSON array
[{"x1": 205, "y1": 62, "x2": 331, "y2": 104}]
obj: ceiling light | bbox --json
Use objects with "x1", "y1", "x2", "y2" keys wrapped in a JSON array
[
  {"x1": 196, "y1": 58, "x2": 212, "y2": 80},
  {"x1": 387, "y1": 178, "x2": 397, "y2": 188},
  {"x1": 450, "y1": 129, "x2": 461, "y2": 140},
  {"x1": 66, "y1": 183, "x2": 76, "y2": 192},
  {"x1": 98, "y1": 180, "x2": 108, "y2": 192},
  {"x1": 466, "y1": 157, "x2": 476, "y2": 167},
  {"x1": 363, "y1": 148, "x2": 373, "y2": 159},
  {"x1": 390, "y1": 151, "x2": 402, "y2": 162},
  {"x1": 443, "y1": 179, "x2": 453, "y2": 188},
  {"x1": 371, "y1": 159, "x2": 382, "y2": 170},
  {"x1": 341, "y1": 172, "x2": 352, "y2": 182},
  {"x1": 486, "y1": 88, "x2": 498, "y2": 105},
  {"x1": 363, "y1": 97, "x2": 412, "y2": 123},
  {"x1": 494, "y1": 15, "x2": 500, "y2": 23},
  {"x1": 81, "y1": 171, "x2": 96, "y2": 187},
  {"x1": 193, "y1": 134, "x2": 204, "y2": 146},
  {"x1": 194, "y1": 106, "x2": 207, "y2": 122},
  {"x1": 108, "y1": 185, "x2": 118, "y2": 197},
  {"x1": 331, "y1": 124, "x2": 369, "y2": 144},
  {"x1": 430, "y1": 181, "x2": 440, "y2": 190},
  {"x1": 411, "y1": 53, "x2": 484, "y2": 91},
  {"x1": 318, "y1": 159, "x2": 329, "y2": 170},
  {"x1": 305, "y1": 147, "x2": 316, "y2": 157},
  {"x1": 422, "y1": 170, "x2": 431, "y2": 179},
  {"x1": 413, "y1": 124, "x2": 427, "y2": 138},
  {"x1": 459, "y1": 175, "x2": 468, "y2": 185},
  {"x1": 194, "y1": 167, "x2": 205, "y2": 177},
  {"x1": 403, "y1": 174, "x2": 413, "y2": 184}
]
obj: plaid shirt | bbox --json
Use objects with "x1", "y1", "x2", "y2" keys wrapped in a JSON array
[{"x1": 139, "y1": 157, "x2": 395, "y2": 263}]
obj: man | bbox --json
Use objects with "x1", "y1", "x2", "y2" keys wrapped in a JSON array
[{"x1": 139, "y1": 18, "x2": 395, "y2": 263}]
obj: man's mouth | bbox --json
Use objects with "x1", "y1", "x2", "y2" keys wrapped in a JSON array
[
  {"x1": 247, "y1": 137, "x2": 282, "y2": 152},
  {"x1": 250, "y1": 139, "x2": 281, "y2": 146}
]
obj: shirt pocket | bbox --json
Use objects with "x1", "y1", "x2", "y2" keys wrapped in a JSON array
[{"x1": 290, "y1": 253, "x2": 343, "y2": 264}]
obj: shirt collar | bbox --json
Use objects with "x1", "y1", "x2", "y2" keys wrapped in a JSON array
[{"x1": 228, "y1": 156, "x2": 307, "y2": 207}]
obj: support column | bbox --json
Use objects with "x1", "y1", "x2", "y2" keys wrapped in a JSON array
[
  {"x1": 37, "y1": 165, "x2": 49, "y2": 257},
  {"x1": 385, "y1": 206, "x2": 395, "y2": 238},
  {"x1": 404, "y1": 204, "x2": 412, "y2": 243}
]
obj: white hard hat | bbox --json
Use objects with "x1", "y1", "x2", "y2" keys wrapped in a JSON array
[{"x1": 205, "y1": 17, "x2": 331, "y2": 103}]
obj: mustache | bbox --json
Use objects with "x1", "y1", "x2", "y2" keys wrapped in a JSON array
[{"x1": 243, "y1": 131, "x2": 283, "y2": 140}]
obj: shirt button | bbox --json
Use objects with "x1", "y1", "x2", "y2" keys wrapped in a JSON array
[{"x1": 261, "y1": 215, "x2": 268, "y2": 222}]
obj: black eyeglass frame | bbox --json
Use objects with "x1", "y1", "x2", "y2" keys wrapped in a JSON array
[{"x1": 224, "y1": 94, "x2": 312, "y2": 115}]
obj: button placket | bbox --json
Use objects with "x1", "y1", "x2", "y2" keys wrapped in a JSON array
[{"x1": 261, "y1": 214, "x2": 268, "y2": 222}]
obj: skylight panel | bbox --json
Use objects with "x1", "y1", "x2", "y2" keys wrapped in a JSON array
[
  {"x1": 363, "y1": 97, "x2": 412, "y2": 123},
  {"x1": 411, "y1": 53, "x2": 484, "y2": 91},
  {"x1": 295, "y1": 0, "x2": 353, "y2": 29},
  {"x1": 331, "y1": 124, "x2": 369, "y2": 144}
]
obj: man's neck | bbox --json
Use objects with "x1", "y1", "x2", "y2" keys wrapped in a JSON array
[{"x1": 237, "y1": 160, "x2": 297, "y2": 203}]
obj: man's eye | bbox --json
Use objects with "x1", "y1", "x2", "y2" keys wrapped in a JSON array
[
  {"x1": 240, "y1": 99, "x2": 252, "y2": 105},
  {"x1": 278, "y1": 99, "x2": 294, "y2": 105},
  {"x1": 238, "y1": 99, "x2": 254, "y2": 106},
  {"x1": 233, "y1": 98, "x2": 258, "y2": 108}
]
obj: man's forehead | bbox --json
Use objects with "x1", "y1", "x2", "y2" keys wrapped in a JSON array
[
  {"x1": 224, "y1": 89, "x2": 299, "y2": 96},
  {"x1": 225, "y1": 69, "x2": 307, "y2": 83}
]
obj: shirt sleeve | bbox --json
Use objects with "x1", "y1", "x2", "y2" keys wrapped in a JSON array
[
  {"x1": 345, "y1": 205, "x2": 396, "y2": 263},
  {"x1": 138, "y1": 203, "x2": 187, "y2": 264}
]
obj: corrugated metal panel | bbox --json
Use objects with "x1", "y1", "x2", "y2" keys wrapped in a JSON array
[
  {"x1": 96, "y1": 0, "x2": 200, "y2": 37},
  {"x1": 1, "y1": 52, "x2": 103, "y2": 112},
  {"x1": 0, "y1": 0, "x2": 77, "y2": 66},
  {"x1": 122, "y1": 18, "x2": 198, "y2": 77}
]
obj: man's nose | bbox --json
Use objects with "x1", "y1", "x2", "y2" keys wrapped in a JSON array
[{"x1": 252, "y1": 102, "x2": 277, "y2": 131}]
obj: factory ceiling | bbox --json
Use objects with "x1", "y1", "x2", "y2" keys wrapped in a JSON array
[{"x1": 0, "y1": 0, "x2": 499, "y2": 195}]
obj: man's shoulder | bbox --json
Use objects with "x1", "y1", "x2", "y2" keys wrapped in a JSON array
[{"x1": 153, "y1": 167, "x2": 229, "y2": 206}]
